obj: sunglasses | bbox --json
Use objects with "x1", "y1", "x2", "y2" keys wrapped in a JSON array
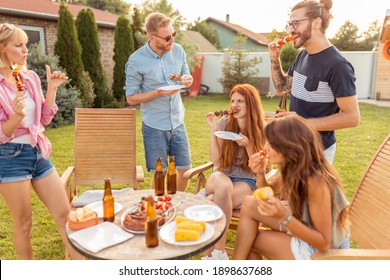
[
  {"x1": 152, "y1": 31, "x2": 176, "y2": 42},
  {"x1": 286, "y1": 18, "x2": 312, "y2": 30},
  {"x1": 0, "y1": 23, "x2": 15, "y2": 33}
]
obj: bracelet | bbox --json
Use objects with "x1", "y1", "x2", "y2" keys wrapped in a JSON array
[{"x1": 279, "y1": 212, "x2": 293, "y2": 231}]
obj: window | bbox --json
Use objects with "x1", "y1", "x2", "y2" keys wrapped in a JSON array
[{"x1": 19, "y1": 25, "x2": 45, "y2": 53}]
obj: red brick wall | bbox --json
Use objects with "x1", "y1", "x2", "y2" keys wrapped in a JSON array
[{"x1": 0, "y1": 15, "x2": 115, "y2": 87}]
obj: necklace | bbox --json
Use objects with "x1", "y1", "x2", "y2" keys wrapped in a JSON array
[{"x1": 10, "y1": 65, "x2": 24, "y2": 92}]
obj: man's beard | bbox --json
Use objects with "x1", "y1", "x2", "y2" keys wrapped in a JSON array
[
  {"x1": 156, "y1": 41, "x2": 173, "y2": 52},
  {"x1": 292, "y1": 23, "x2": 312, "y2": 49}
]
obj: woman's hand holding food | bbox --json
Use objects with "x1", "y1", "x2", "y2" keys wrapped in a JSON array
[
  {"x1": 205, "y1": 112, "x2": 218, "y2": 131},
  {"x1": 12, "y1": 91, "x2": 26, "y2": 116},
  {"x1": 255, "y1": 194, "x2": 290, "y2": 223},
  {"x1": 248, "y1": 151, "x2": 267, "y2": 175}
]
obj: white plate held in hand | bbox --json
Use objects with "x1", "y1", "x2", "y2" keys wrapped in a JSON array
[
  {"x1": 184, "y1": 204, "x2": 223, "y2": 222},
  {"x1": 158, "y1": 85, "x2": 186, "y2": 91},
  {"x1": 214, "y1": 131, "x2": 243, "y2": 141},
  {"x1": 84, "y1": 201, "x2": 123, "y2": 218}
]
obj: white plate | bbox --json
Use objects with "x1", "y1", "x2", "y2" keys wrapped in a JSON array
[
  {"x1": 68, "y1": 222, "x2": 133, "y2": 253},
  {"x1": 84, "y1": 201, "x2": 123, "y2": 218},
  {"x1": 157, "y1": 85, "x2": 186, "y2": 91},
  {"x1": 120, "y1": 203, "x2": 176, "y2": 234},
  {"x1": 214, "y1": 131, "x2": 243, "y2": 141},
  {"x1": 159, "y1": 222, "x2": 214, "y2": 246},
  {"x1": 184, "y1": 204, "x2": 224, "y2": 222}
]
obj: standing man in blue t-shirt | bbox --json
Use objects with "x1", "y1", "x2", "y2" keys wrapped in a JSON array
[
  {"x1": 269, "y1": 0, "x2": 360, "y2": 163},
  {"x1": 125, "y1": 12, "x2": 193, "y2": 191}
]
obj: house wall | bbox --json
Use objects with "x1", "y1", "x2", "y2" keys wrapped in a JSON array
[
  {"x1": 208, "y1": 22, "x2": 268, "y2": 52},
  {"x1": 0, "y1": 15, "x2": 115, "y2": 87},
  {"x1": 199, "y1": 51, "x2": 376, "y2": 99}
]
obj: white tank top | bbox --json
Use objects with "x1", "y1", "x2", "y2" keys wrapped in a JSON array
[{"x1": 11, "y1": 90, "x2": 36, "y2": 144}]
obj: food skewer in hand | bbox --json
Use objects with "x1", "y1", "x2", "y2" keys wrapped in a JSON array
[
  {"x1": 276, "y1": 35, "x2": 294, "y2": 47},
  {"x1": 10, "y1": 64, "x2": 24, "y2": 93},
  {"x1": 214, "y1": 109, "x2": 238, "y2": 117},
  {"x1": 168, "y1": 73, "x2": 181, "y2": 81}
]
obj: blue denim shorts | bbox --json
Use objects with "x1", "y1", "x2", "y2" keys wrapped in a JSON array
[
  {"x1": 0, "y1": 143, "x2": 55, "y2": 183},
  {"x1": 142, "y1": 123, "x2": 192, "y2": 172},
  {"x1": 230, "y1": 176, "x2": 257, "y2": 191}
]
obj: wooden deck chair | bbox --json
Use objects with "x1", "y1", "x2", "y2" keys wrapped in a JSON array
[
  {"x1": 183, "y1": 112, "x2": 277, "y2": 255},
  {"x1": 61, "y1": 108, "x2": 144, "y2": 203},
  {"x1": 312, "y1": 133, "x2": 390, "y2": 260}
]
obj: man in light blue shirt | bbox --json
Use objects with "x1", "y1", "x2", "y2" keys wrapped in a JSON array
[{"x1": 125, "y1": 12, "x2": 193, "y2": 191}]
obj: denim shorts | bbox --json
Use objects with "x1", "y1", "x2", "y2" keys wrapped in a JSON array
[
  {"x1": 230, "y1": 176, "x2": 257, "y2": 191},
  {"x1": 324, "y1": 143, "x2": 336, "y2": 163},
  {"x1": 290, "y1": 232, "x2": 350, "y2": 260},
  {"x1": 0, "y1": 143, "x2": 55, "y2": 183},
  {"x1": 142, "y1": 123, "x2": 192, "y2": 172}
]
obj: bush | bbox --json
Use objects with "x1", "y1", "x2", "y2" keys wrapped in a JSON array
[{"x1": 27, "y1": 43, "x2": 82, "y2": 128}]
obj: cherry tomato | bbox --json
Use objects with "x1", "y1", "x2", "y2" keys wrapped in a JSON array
[
  {"x1": 162, "y1": 202, "x2": 170, "y2": 211},
  {"x1": 155, "y1": 201, "x2": 163, "y2": 209}
]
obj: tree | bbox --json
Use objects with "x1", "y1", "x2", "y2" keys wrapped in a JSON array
[
  {"x1": 358, "y1": 20, "x2": 380, "y2": 51},
  {"x1": 76, "y1": 8, "x2": 109, "y2": 108},
  {"x1": 112, "y1": 15, "x2": 135, "y2": 102},
  {"x1": 73, "y1": 0, "x2": 131, "y2": 15},
  {"x1": 330, "y1": 20, "x2": 360, "y2": 51},
  {"x1": 219, "y1": 34, "x2": 260, "y2": 95},
  {"x1": 187, "y1": 17, "x2": 221, "y2": 49},
  {"x1": 54, "y1": 3, "x2": 86, "y2": 100},
  {"x1": 132, "y1": 7, "x2": 147, "y2": 50},
  {"x1": 140, "y1": 0, "x2": 185, "y2": 31}
]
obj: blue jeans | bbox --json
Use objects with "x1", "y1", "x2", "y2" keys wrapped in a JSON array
[
  {"x1": 0, "y1": 143, "x2": 55, "y2": 183},
  {"x1": 230, "y1": 176, "x2": 257, "y2": 191},
  {"x1": 142, "y1": 123, "x2": 192, "y2": 172}
]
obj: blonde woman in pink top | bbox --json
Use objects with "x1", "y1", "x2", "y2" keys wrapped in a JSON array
[{"x1": 0, "y1": 23, "x2": 82, "y2": 259}]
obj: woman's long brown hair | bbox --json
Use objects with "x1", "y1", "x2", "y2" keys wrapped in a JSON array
[
  {"x1": 218, "y1": 84, "x2": 266, "y2": 172},
  {"x1": 265, "y1": 116, "x2": 348, "y2": 230}
]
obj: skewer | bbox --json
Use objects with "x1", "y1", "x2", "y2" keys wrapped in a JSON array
[
  {"x1": 10, "y1": 65, "x2": 24, "y2": 92},
  {"x1": 276, "y1": 35, "x2": 294, "y2": 46},
  {"x1": 214, "y1": 109, "x2": 238, "y2": 116}
]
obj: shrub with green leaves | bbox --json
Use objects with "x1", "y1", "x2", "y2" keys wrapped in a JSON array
[{"x1": 27, "y1": 43, "x2": 82, "y2": 128}]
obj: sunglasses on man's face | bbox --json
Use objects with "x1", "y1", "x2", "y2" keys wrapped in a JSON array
[
  {"x1": 0, "y1": 23, "x2": 15, "y2": 33},
  {"x1": 152, "y1": 31, "x2": 177, "y2": 42}
]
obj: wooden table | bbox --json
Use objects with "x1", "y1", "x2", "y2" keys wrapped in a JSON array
[{"x1": 66, "y1": 190, "x2": 226, "y2": 260}]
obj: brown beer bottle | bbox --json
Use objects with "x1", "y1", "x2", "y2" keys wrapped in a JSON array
[
  {"x1": 145, "y1": 195, "x2": 159, "y2": 247},
  {"x1": 103, "y1": 177, "x2": 115, "y2": 222},
  {"x1": 276, "y1": 93, "x2": 287, "y2": 114},
  {"x1": 167, "y1": 156, "x2": 177, "y2": 194},
  {"x1": 154, "y1": 157, "x2": 165, "y2": 196}
]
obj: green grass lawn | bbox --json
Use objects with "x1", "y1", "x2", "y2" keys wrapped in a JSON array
[{"x1": 1, "y1": 93, "x2": 389, "y2": 259}]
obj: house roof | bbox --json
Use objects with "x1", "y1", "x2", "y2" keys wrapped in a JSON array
[
  {"x1": 0, "y1": 0, "x2": 118, "y2": 28},
  {"x1": 180, "y1": 30, "x2": 219, "y2": 52},
  {"x1": 206, "y1": 17, "x2": 269, "y2": 46}
]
